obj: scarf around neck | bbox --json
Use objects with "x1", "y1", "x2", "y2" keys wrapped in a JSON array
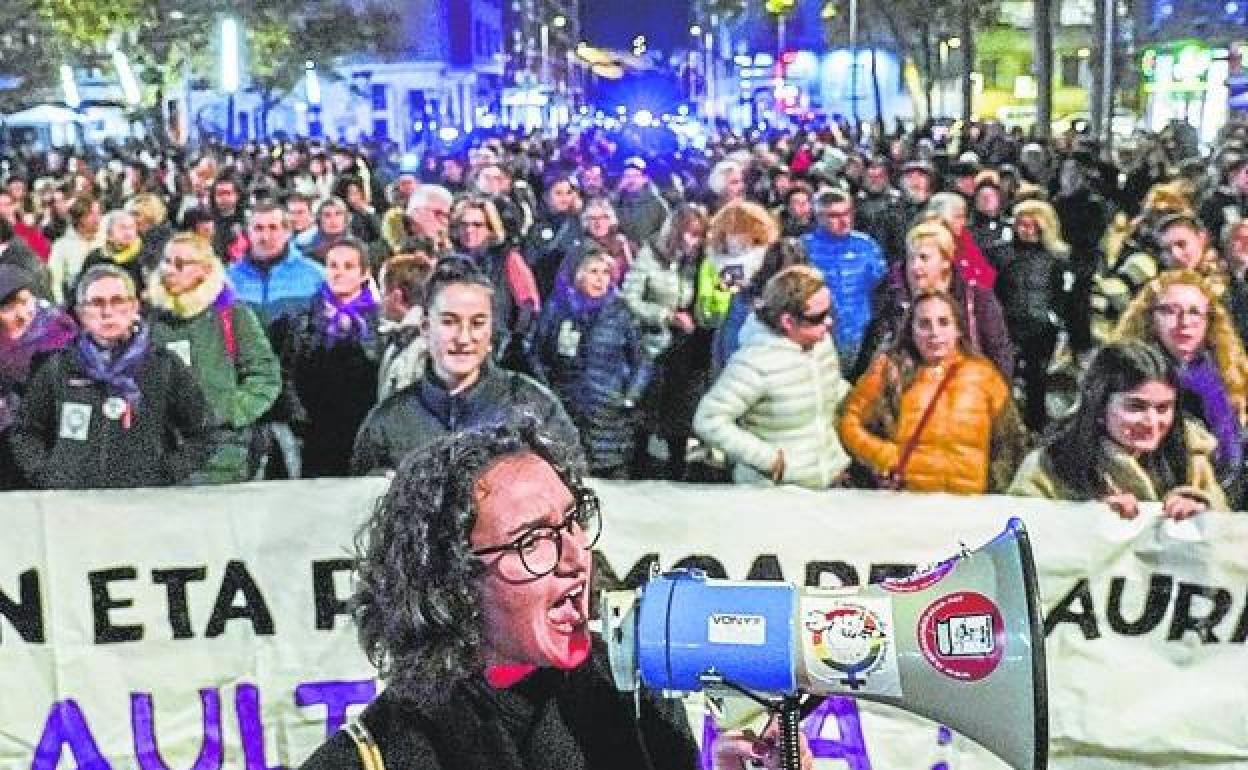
[
  {"x1": 317, "y1": 282, "x2": 378, "y2": 342},
  {"x1": 74, "y1": 321, "x2": 150, "y2": 412}
]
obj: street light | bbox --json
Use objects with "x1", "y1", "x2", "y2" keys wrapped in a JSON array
[
  {"x1": 220, "y1": 17, "x2": 240, "y2": 144},
  {"x1": 553, "y1": 15, "x2": 567, "y2": 28}
]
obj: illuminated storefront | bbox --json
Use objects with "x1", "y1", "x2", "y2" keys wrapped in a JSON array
[{"x1": 1141, "y1": 40, "x2": 1232, "y2": 143}]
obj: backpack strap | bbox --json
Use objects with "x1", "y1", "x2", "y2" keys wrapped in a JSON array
[
  {"x1": 344, "y1": 718, "x2": 386, "y2": 770},
  {"x1": 217, "y1": 305, "x2": 238, "y2": 363}
]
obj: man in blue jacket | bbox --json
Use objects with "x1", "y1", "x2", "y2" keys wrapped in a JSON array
[
  {"x1": 800, "y1": 189, "x2": 886, "y2": 374},
  {"x1": 227, "y1": 201, "x2": 324, "y2": 328}
]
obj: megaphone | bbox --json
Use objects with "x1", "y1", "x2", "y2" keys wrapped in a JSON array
[{"x1": 601, "y1": 517, "x2": 1047, "y2": 770}]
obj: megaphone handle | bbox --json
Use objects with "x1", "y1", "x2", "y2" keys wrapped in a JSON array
[{"x1": 780, "y1": 697, "x2": 803, "y2": 770}]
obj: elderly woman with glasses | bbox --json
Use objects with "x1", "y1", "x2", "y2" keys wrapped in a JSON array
[
  {"x1": 1112, "y1": 270, "x2": 1248, "y2": 498},
  {"x1": 149, "y1": 234, "x2": 281, "y2": 483},
  {"x1": 9, "y1": 264, "x2": 210, "y2": 489},
  {"x1": 301, "y1": 415, "x2": 810, "y2": 770}
]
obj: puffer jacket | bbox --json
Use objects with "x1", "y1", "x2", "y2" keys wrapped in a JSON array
[
  {"x1": 838, "y1": 349, "x2": 1022, "y2": 494},
  {"x1": 1008, "y1": 419, "x2": 1229, "y2": 511},
  {"x1": 695, "y1": 315, "x2": 851, "y2": 489},
  {"x1": 571, "y1": 298, "x2": 646, "y2": 472},
  {"x1": 800, "y1": 228, "x2": 886, "y2": 360},
  {"x1": 995, "y1": 240, "x2": 1065, "y2": 335},
  {"x1": 621, "y1": 242, "x2": 698, "y2": 336}
]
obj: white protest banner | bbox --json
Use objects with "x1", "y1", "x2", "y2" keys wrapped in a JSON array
[{"x1": 1, "y1": 480, "x2": 1246, "y2": 769}]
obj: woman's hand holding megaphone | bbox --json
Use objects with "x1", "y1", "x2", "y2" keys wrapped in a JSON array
[{"x1": 711, "y1": 718, "x2": 814, "y2": 770}]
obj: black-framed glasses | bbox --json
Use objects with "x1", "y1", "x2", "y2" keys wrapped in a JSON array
[{"x1": 472, "y1": 488, "x2": 602, "y2": 578}]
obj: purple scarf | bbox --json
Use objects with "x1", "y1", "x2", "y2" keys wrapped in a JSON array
[
  {"x1": 0, "y1": 303, "x2": 78, "y2": 389},
  {"x1": 1178, "y1": 354, "x2": 1243, "y2": 470},
  {"x1": 74, "y1": 322, "x2": 151, "y2": 412},
  {"x1": 213, "y1": 283, "x2": 239, "y2": 314},
  {"x1": 317, "y1": 282, "x2": 379, "y2": 342}
]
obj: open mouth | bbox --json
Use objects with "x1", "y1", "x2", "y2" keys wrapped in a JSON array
[{"x1": 548, "y1": 583, "x2": 587, "y2": 633}]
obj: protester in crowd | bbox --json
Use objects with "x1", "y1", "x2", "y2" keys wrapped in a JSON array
[
  {"x1": 922, "y1": 192, "x2": 997, "y2": 289},
  {"x1": 351, "y1": 258, "x2": 578, "y2": 475},
  {"x1": 405, "y1": 183, "x2": 454, "y2": 258},
  {"x1": 698, "y1": 199, "x2": 780, "y2": 329},
  {"x1": 38, "y1": 181, "x2": 72, "y2": 243},
  {"x1": 1052, "y1": 155, "x2": 1112, "y2": 357},
  {"x1": 0, "y1": 266, "x2": 76, "y2": 488},
  {"x1": 612, "y1": 156, "x2": 670, "y2": 247},
  {"x1": 308, "y1": 196, "x2": 352, "y2": 263},
  {"x1": 995, "y1": 200, "x2": 1069, "y2": 431},
  {"x1": 554, "y1": 198, "x2": 627, "y2": 288},
  {"x1": 1221, "y1": 219, "x2": 1248, "y2": 344},
  {"x1": 1156, "y1": 212, "x2": 1227, "y2": 289},
  {"x1": 336, "y1": 175, "x2": 385, "y2": 246},
  {"x1": 1009, "y1": 341, "x2": 1229, "y2": 516},
  {"x1": 130, "y1": 192, "x2": 173, "y2": 278},
  {"x1": 857, "y1": 221, "x2": 1014, "y2": 382},
  {"x1": 1199, "y1": 153, "x2": 1248, "y2": 243},
  {"x1": 0, "y1": 215, "x2": 51, "y2": 300},
  {"x1": 695, "y1": 265, "x2": 851, "y2": 488},
  {"x1": 228, "y1": 201, "x2": 326, "y2": 327},
  {"x1": 377, "y1": 245, "x2": 435, "y2": 402},
  {"x1": 210, "y1": 173, "x2": 248, "y2": 260},
  {"x1": 274, "y1": 238, "x2": 381, "y2": 478},
  {"x1": 839, "y1": 289, "x2": 1024, "y2": 493},
  {"x1": 148, "y1": 234, "x2": 281, "y2": 484},
  {"x1": 301, "y1": 416, "x2": 807, "y2": 770},
  {"x1": 899, "y1": 160, "x2": 937, "y2": 225},
  {"x1": 854, "y1": 157, "x2": 907, "y2": 263},
  {"x1": 778, "y1": 183, "x2": 816, "y2": 238},
  {"x1": 1090, "y1": 182, "x2": 1194, "y2": 343},
  {"x1": 79, "y1": 209, "x2": 147, "y2": 300},
  {"x1": 800, "y1": 189, "x2": 887, "y2": 374},
  {"x1": 9, "y1": 264, "x2": 210, "y2": 489},
  {"x1": 526, "y1": 173, "x2": 584, "y2": 300},
  {"x1": 620, "y1": 203, "x2": 707, "y2": 479},
  {"x1": 1113, "y1": 270, "x2": 1248, "y2": 497},
  {"x1": 48, "y1": 194, "x2": 104, "y2": 305},
  {"x1": 712, "y1": 237, "x2": 808, "y2": 373},
  {"x1": 969, "y1": 178, "x2": 1011, "y2": 269},
  {"x1": 706, "y1": 159, "x2": 746, "y2": 210},
  {"x1": 532, "y1": 250, "x2": 643, "y2": 478},
  {"x1": 0, "y1": 187, "x2": 50, "y2": 262}
]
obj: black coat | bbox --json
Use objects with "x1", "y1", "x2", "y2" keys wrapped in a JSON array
[
  {"x1": 274, "y1": 300, "x2": 381, "y2": 477},
  {"x1": 8, "y1": 341, "x2": 210, "y2": 489},
  {"x1": 995, "y1": 240, "x2": 1065, "y2": 335},
  {"x1": 351, "y1": 362, "x2": 581, "y2": 475},
  {"x1": 297, "y1": 640, "x2": 698, "y2": 770}
]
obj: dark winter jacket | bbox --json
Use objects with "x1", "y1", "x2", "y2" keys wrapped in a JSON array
[
  {"x1": 297, "y1": 639, "x2": 698, "y2": 770},
  {"x1": 533, "y1": 294, "x2": 644, "y2": 471},
  {"x1": 351, "y1": 362, "x2": 580, "y2": 475},
  {"x1": 994, "y1": 240, "x2": 1066, "y2": 335},
  {"x1": 8, "y1": 338, "x2": 210, "y2": 489},
  {"x1": 854, "y1": 188, "x2": 908, "y2": 264},
  {"x1": 1200, "y1": 186, "x2": 1247, "y2": 245},
  {"x1": 273, "y1": 296, "x2": 381, "y2": 477},
  {"x1": 612, "y1": 183, "x2": 671, "y2": 247}
]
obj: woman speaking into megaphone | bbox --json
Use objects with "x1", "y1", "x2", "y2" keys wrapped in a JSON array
[{"x1": 298, "y1": 414, "x2": 813, "y2": 770}]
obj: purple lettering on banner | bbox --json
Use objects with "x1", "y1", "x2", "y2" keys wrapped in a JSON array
[
  {"x1": 805, "y1": 697, "x2": 871, "y2": 769},
  {"x1": 235, "y1": 684, "x2": 288, "y2": 770},
  {"x1": 31, "y1": 699, "x2": 110, "y2": 770},
  {"x1": 294, "y1": 680, "x2": 378, "y2": 736},
  {"x1": 132, "y1": 689, "x2": 224, "y2": 770},
  {"x1": 931, "y1": 724, "x2": 954, "y2": 770},
  {"x1": 698, "y1": 696, "x2": 871, "y2": 770}
]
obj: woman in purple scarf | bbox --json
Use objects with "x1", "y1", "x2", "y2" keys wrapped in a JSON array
[
  {"x1": 275, "y1": 237, "x2": 381, "y2": 477},
  {"x1": 1114, "y1": 269, "x2": 1248, "y2": 504},
  {"x1": 532, "y1": 250, "x2": 644, "y2": 478},
  {"x1": 0, "y1": 266, "x2": 77, "y2": 487}
]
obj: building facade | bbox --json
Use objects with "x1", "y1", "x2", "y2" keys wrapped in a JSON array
[{"x1": 501, "y1": 0, "x2": 584, "y2": 129}]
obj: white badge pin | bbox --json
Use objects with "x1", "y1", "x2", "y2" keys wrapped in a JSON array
[{"x1": 102, "y1": 397, "x2": 128, "y2": 421}]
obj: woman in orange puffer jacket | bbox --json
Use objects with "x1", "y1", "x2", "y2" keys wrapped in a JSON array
[{"x1": 838, "y1": 289, "x2": 1026, "y2": 493}]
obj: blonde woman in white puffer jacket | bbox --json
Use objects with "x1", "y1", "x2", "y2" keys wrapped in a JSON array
[{"x1": 694, "y1": 265, "x2": 852, "y2": 489}]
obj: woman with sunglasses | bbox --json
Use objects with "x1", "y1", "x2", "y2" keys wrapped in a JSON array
[
  {"x1": 839, "y1": 289, "x2": 1025, "y2": 493},
  {"x1": 695, "y1": 265, "x2": 852, "y2": 489},
  {"x1": 302, "y1": 415, "x2": 810, "y2": 770}
]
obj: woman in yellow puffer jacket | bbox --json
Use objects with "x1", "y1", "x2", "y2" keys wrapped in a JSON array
[{"x1": 838, "y1": 289, "x2": 1026, "y2": 493}]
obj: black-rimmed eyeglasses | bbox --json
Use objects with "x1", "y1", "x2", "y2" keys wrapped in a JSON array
[{"x1": 471, "y1": 489, "x2": 602, "y2": 578}]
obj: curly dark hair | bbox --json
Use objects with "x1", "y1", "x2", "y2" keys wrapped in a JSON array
[{"x1": 352, "y1": 413, "x2": 591, "y2": 703}]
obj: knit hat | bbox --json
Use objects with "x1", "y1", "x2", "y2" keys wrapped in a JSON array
[{"x1": 0, "y1": 265, "x2": 33, "y2": 305}]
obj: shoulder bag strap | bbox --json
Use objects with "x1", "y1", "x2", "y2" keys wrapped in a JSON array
[
  {"x1": 892, "y1": 362, "x2": 962, "y2": 480},
  {"x1": 217, "y1": 305, "x2": 238, "y2": 363},
  {"x1": 344, "y1": 718, "x2": 386, "y2": 770}
]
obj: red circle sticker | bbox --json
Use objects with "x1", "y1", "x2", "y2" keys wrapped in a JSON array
[{"x1": 917, "y1": 591, "x2": 1005, "y2": 681}]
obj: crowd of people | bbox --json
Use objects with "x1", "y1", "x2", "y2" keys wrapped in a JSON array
[{"x1": 2, "y1": 116, "x2": 1248, "y2": 519}]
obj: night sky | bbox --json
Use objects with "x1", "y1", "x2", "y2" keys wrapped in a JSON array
[{"x1": 580, "y1": 0, "x2": 694, "y2": 52}]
